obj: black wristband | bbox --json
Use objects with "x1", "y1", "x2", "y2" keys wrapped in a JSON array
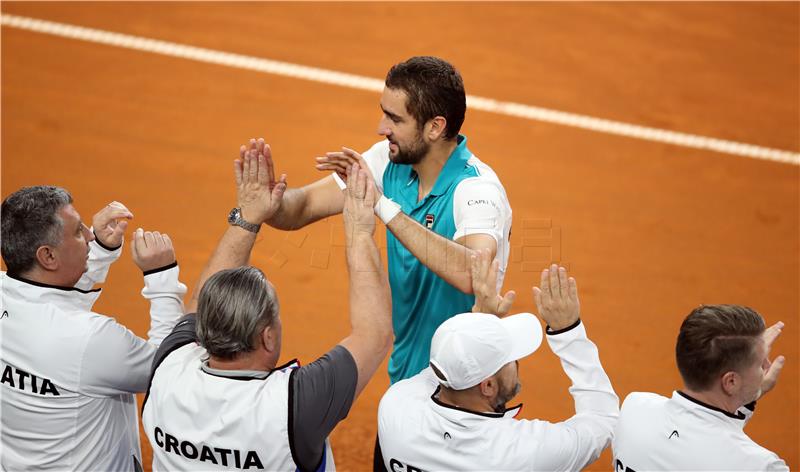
[
  {"x1": 93, "y1": 231, "x2": 122, "y2": 252},
  {"x1": 142, "y1": 261, "x2": 178, "y2": 276},
  {"x1": 546, "y1": 318, "x2": 582, "y2": 335}
]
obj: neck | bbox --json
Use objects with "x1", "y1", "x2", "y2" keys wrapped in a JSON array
[
  {"x1": 682, "y1": 387, "x2": 742, "y2": 415},
  {"x1": 208, "y1": 352, "x2": 275, "y2": 372},
  {"x1": 19, "y1": 267, "x2": 79, "y2": 288},
  {"x1": 438, "y1": 387, "x2": 494, "y2": 413},
  {"x1": 413, "y1": 139, "x2": 458, "y2": 200}
]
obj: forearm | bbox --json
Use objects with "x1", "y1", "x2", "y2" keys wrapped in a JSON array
[
  {"x1": 547, "y1": 321, "x2": 619, "y2": 463},
  {"x1": 346, "y1": 232, "x2": 391, "y2": 338},
  {"x1": 187, "y1": 226, "x2": 258, "y2": 312},
  {"x1": 74, "y1": 238, "x2": 122, "y2": 292},
  {"x1": 386, "y1": 213, "x2": 474, "y2": 293},
  {"x1": 343, "y1": 232, "x2": 392, "y2": 394},
  {"x1": 267, "y1": 177, "x2": 344, "y2": 230},
  {"x1": 141, "y1": 264, "x2": 187, "y2": 345},
  {"x1": 264, "y1": 188, "x2": 314, "y2": 230}
]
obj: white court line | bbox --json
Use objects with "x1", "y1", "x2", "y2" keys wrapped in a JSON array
[{"x1": 2, "y1": 13, "x2": 798, "y2": 166}]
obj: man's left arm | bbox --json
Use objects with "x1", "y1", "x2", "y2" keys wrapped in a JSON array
[{"x1": 385, "y1": 180, "x2": 505, "y2": 294}]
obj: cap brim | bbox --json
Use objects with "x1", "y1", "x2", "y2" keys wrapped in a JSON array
[{"x1": 500, "y1": 313, "x2": 543, "y2": 362}]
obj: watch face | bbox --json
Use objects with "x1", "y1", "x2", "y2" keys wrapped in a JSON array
[{"x1": 228, "y1": 207, "x2": 241, "y2": 224}]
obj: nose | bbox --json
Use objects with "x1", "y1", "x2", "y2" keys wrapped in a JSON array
[
  {"x1": 83, "y1": 223, "x2": 95, "y2": 242},
  {"x1": 377, "y1": 117, "x2": 392, "y2": 137}
]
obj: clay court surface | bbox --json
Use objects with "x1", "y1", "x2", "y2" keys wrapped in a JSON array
[{"x1": 2, "y1": 2, "x2": 798, "y2": 470}]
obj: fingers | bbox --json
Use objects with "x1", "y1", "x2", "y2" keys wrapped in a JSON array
[
  {"x1": 539, "y1": 267, "x2": 551, "y2": 299},
  {"x1": 242, "y1": 151, "x2": 251, "y2": 183},
  {"x1": 131, "y1": 228, "x2": 143, "y2": 259},
  {"x1": 558, "y1": 266, "x2": 568, "y2": 298},
  {"x1": 548, "y1": 264, "x2": 559, "y2": 299},
  {"x1": 257, "y1": 151, "x2": 268, "y2": 185},
  {"x1": 364, "y1": 176, "x2": 377, "y2": 206},
  {"x1": 248, "y1": 149, "x2": 258, "y2": 180},
  {"x1": 532, "y1": 286, "x2": 544, "y2": 314},
  {"x1": 763, "y1": 355, "x2": 785, "y2": 393},
  {"x1": 234, "y1": 159, "x2": 243, "y2": 185},
  {"x1": 354, "y1": 169, "x2": 367, "y2": 200},
  {"x1": 568, "y1": 277, "x2": 579, "y2": 303},
  {"x1": 271, "y1": 173, "x2": 288, "y2": 203},
  {"x1": 263, "y1": 143, "x2": 275, "y2": 184},
  {"x1": 763, "y1": 321, "x2": 784, "y2": 349},
  {"x1": 498, "y1": 290, "x2": 516, "y2": 316},
  {"x1": 346, "y1": 162, "x2": 359, "y2": 190}
]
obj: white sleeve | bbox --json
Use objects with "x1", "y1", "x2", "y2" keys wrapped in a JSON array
[
  {"x1": 331, "y1": 141, "x2": 390, "y2": 193},
  {"x1": 73, "y1": 238, "x2": 122, "y2": 292},
  {"x1": 141, "y1": 263, "x2": 187, "y2": 345},
  {"x1": 78, "y1": 264, "x2": 186, "y2": 396},
  {"x1": 528, "y1": 321, "x2": 620, "y2": 471},
  {"x1": 79, "y1": 317, "x2": 158, "y2": 395},
  {"x1": 452, "y1": 179, "x2": 505, "y2": 242}
]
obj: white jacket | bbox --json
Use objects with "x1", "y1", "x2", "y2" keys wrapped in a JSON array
[
  {"x1": 0, "y1": 240, "x2": 186, "y2": 471},
  {"x1": 378, "y1": 321, "x2": 619, "y2": 471}
]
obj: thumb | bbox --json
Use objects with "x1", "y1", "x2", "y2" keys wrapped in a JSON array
[
  {"x1": 130, "y1": 228, "x2": 142, "y2": 261},
  {"x1": 498, "y1": 290, "x2": 516, "y2": 316},
  {"x1": 765, "y1": 356, "x2": 785, "y2": 386}
]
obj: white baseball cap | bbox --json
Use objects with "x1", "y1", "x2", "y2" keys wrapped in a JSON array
[{"x1": 429, "y1": 312, "x2": 543, "y2": 390}]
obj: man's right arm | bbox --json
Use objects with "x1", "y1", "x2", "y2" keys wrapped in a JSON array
[
  {"x1": 529, "y1": 265, "x2": 619, "y2": 471},
  {"x1": 337, "y1": 164, "x2": 393, "y2": 396},
  {"x1": 265, "y1": 175, "x2": 344, "y2": 230}
]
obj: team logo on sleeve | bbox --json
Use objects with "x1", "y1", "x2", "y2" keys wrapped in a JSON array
[{"x1": 425, "y1": 214, "x2": 435, "y2": 229}]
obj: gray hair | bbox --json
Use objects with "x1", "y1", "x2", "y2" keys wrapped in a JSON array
[
  {"x1": 196, "y1": 266, "x2": 280, "y2": 359},
  {"x1": 1, "y1": 186, "x2": 73, "y2": 275}
]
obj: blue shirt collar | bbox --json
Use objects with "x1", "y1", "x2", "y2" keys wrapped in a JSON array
[{"x1": 429, "y1": 134, "x2": 471, "y2": 197}]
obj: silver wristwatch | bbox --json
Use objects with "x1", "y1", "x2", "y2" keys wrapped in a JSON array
[{"x1": 227, "y1": 208, "x2": 261, "y2": 233}]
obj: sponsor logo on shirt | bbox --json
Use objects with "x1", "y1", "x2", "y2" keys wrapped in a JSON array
[
  {"x1": 467, "y1": 199, "x2": 499, "y2": 210},
  {"x1": 615, "y1": 458, "x2": 638, "y2": 472},
  {"x1": 0, "y1": 362, "x2": 60, "y2": 396},
  {"x1": 425, "y1": 214, "x2": 435, "y2": 229},
  {"x1": 154, "y1": 427, "x2": 264, "y2": 470}
]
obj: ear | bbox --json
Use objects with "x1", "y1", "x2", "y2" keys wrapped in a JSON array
[
  {"x1": 425, "y1": 116, "x2": 448, "y2": 141},
  {"x1": 261, "y1": 325, "x2": 277, "y2": 353},
  {"x1": 720, "y1": 371, "x2": 740, "y2": 396},
  {"x1": 479, "y1": 377, "x2": 499, "y2": 398},
  {"x1": 35, "y1": 245, "x2": 59, "y2": 271}
]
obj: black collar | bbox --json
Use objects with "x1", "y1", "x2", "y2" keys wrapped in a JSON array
[
  {"x1": 677, "y1": 391, "x2": 746, "y2": 420},
  {"x1": 430, "y1": 386, "x2": 522, "y2": 419},
  {"x1": 5, "y1": 272, "x2": 99, "y2": 294}
]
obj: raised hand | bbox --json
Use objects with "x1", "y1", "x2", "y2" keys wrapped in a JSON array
[
  {"x1": 131, "y1": 228, "x2": 176, "y2": 272},
  {"x1": 533, "y1": 264, "x2": 580, "y2": 331},
  {"x1": 92, "y1": 201, "x2": 134, "y2": 249},
  {"x1": 470, "y1": 248, "x2": 515, "y2": 317},
  {"x1": 234, "y1": 140, "x2": 287, "y2": 225},
  {"x1": 316, "y1": 147, "x2": 383, "y2": 199},
  {"x1": 343, "y1": 163, "x2": 377, "y2": 238},
  {"x1": 759, "y1": 321, "x2": 786, "y2": 398}
]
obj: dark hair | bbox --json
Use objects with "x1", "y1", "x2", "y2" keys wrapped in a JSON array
[
  {"x1": 676, "y1": 304, "x2": 765, "y2": 391},
  {"x1": 1, "y1": 186, "x2": 73, "y2": 275},
  {"x1": 385, "y1": 56, "x2": 466, "y2": 140},
  {"x1": 196, "y1": 266, "x2": 280, "y2": 360}
]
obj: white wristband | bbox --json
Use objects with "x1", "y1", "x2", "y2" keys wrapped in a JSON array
[{"x1": 374, "y1": 195, "x2": 402, "y2": 224}]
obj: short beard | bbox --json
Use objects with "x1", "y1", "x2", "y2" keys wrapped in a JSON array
[
  {"x1": 492, "y1": 380, "x2": 522, "y2": 413},
  {"x1": 390, "y1": 129, "x2": 429, "y2": 165}
]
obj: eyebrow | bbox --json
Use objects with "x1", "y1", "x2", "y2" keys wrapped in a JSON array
[{"x1": 381, "y1": 105, "x2": 402, "y2": 122}]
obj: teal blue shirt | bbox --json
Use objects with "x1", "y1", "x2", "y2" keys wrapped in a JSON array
[{"x1": 381, "y1": 135, "x2": 481, "y2": 383}]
